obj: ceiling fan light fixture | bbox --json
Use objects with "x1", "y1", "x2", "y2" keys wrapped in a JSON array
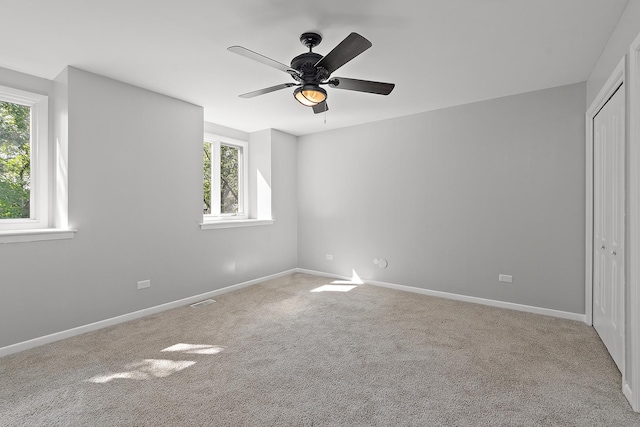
[{"x1": 294, "y1": 85, "x2": 326, "y2": 107}]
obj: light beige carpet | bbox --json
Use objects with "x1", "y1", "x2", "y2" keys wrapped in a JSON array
[{"x1": 1, "y1": 273, "x2": 639, "y2": 426}]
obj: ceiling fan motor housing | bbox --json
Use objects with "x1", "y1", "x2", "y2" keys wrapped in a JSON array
[{"x1": 291, "y1": 52, "x2": 329, "y2": 85}]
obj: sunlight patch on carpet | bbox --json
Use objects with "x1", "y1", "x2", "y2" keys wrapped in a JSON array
[
  {"x1": 161, "y1": 343, "x2": 224, "y2": 355},
  {"x1": 87, "y1": 359, "x2": 196, "y2": 383},
  {"x1": 314, "y1": 269, "x2": 364, "y2": 289},
  {"x1": 311, "y1": 284, "x2": 357, "y2": 292}
]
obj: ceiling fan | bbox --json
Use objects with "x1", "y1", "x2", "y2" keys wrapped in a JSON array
[{"x1": 227, "y1": 32, "x2": 395, "y2": 114}]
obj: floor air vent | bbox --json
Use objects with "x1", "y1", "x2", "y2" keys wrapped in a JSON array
[{"x1": 190, "y1": 299, "x2": 215, "y2": 308}]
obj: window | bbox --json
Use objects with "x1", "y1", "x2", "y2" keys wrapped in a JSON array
[
  {"x1": 0, "y1": 85, "x2": 49, "y2": 230},
  {"x1": 203, "y1": 133, "x2": 248, "y2": 221}
]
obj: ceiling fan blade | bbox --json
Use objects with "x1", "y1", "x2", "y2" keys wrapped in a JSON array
[
  {"x1": 228, "y1": 46, "x2": 299, "y2": 76},
  {"x1": 312, "y1": 101, "x2": 329, "y2": 114},
  {"x1": 315, "y1": 33, "x2": 372, "y2": 74},
  {"x1": 239, "y1": 83, "x2": 298, "y2": 98},
  {"x1": 329, "y1": 77, "x2": 395, "y2": 95}
]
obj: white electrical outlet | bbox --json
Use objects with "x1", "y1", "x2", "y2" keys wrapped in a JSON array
[
  {"x1": 137, "y1": 280, "x2": 151, "y2": 290},
  {"x1": 326, "y1": 254, "x2": 333, "y2": 261},
  {"x1": 498, "y1": 274, "x2": 513, "y2": 283}
]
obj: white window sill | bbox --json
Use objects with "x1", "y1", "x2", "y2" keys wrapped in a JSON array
[
  {"x1": 200, "y1": 219, "x2": 274, "y2": 230},
  {"x1": 0, "y1": 228, "x2": 77, "y2": 244}
]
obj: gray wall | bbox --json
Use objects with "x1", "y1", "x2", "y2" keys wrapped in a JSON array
[
  {"x1": 0, "y1": 67, "x2": 297, "y2": 348},
  {"x1": 297, "y1": 83, "x2": 586, "y2": 314},
  {"x1": 0, "y1": 66, "x2": 50, "y2": 96}
]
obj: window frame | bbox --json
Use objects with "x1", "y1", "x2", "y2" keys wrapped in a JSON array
[
  {"x1": 0, "y1": 85, "x2": 49, "y2": 231},
  {"x1": 203, "y1": 133, "x2": 249, "y2": 222}
]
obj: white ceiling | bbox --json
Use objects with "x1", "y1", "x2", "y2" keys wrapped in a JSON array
[{"x1": 0, "y1": 0, "x2": 630, "y2": 136}]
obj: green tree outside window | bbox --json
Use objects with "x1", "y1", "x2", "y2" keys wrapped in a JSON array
[
  {"x1": 220, "y1": 145, "x2": 239, "y2": 214},
  {"x1": 0, "y1": 101, "x2": 31, "y2": 218},
  {"x1": 203, "y1": 142, "x2": 240, "y2": 215}
]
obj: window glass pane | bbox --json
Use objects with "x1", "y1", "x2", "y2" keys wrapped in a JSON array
[
  {"x1": 203, "y1": 142, "x2": 211, "y2": 214},
  {"x1": 0, "y1": 101, "x2": 31, "y2": 219},
  {"x1": 220, "y1": 145, "x2": 239, "y2": 214}
]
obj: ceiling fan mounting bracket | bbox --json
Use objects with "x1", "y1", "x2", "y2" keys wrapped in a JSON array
[{"x1": 300, "y1": 32, "x2": 322, "y2": 50}]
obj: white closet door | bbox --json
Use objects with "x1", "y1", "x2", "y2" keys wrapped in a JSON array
[{"x1": 593, "y1": 84, "x2": 625, "y2": 371}]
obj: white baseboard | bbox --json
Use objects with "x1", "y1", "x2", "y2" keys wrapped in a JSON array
[
  {"x1": 0, "y1": 268, "x2": 297, "y2": 358},
  {"x1": 296, "y1": 268, "x2": 587, "y2": 323},
  {"x1": 296, "y1": 268, "x2": 353, "y2": 281},
  {"x1": 0, "y1": 267, "x2": 587, "y2": 358},
  {"x1": 623, "y1": 382, "x2": 636, "y2": 411}
]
